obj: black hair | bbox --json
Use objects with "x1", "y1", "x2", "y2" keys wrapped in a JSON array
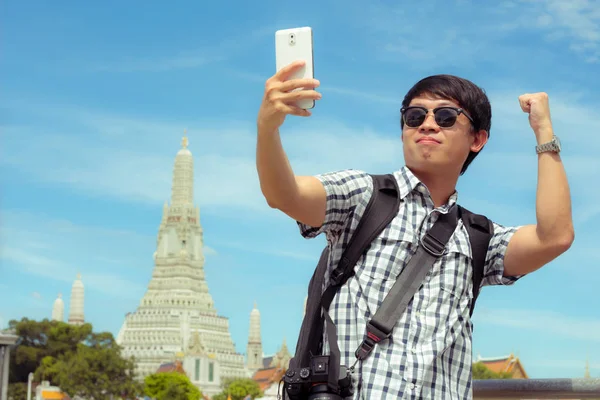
[{"x1": 401, "y1": 74, "x2": 492, "y2": 174}]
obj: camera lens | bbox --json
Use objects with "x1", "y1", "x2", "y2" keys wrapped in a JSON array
[{"x1": 308, "y1": 384, "x2": 343, "y2": 400}]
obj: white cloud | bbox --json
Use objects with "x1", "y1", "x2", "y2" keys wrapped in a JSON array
[
  {"x1": 491, "y1": 0, "x2": 600, "y2": 62},
  {"x1": 0, "y1": 100, "x2": 403, "y2": 214},
  {"x1": 214, "y1": 240, "x2": 317, "y2": 261},
  {"x1": 528, "y1": 359, "x2": 600, "y2": 371},
  {"x1": 1, "y1": 246, "x2": 145, "y2": 301},
  {"x1": 2, "y1": 87, "x2": 599, "y2": 225},
  {"x1": 324, "y1": 86, "x2": 399, "y2": 104},
  {"x1": 341, "y1": 0, "x2": 600, "y2": 65},
  {"x1": 0, "y1": 210, "x2": 151, "y2": 299},
  {"x1": 203, "y1": 246, "x2": 218, "y2": 256},
  {"x1": 476, "y1": 308, "x2": 600, "y2": 342},
  {"x1": 90, "y1": 26, "x2": 275, "y2": 72},
  {"x1": 536, "y1": 0, "x2": 600, "y2": 62}
]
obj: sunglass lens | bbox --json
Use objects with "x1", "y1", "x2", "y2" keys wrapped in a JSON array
[
  {"x1": 404, "y1": 108, "x2": 426, "y2": 127},
  {"x1": 434, "y1": 108, "x2": 458, "y2": 127}
]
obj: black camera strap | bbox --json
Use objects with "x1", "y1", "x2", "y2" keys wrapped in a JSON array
[{"x1": 354, "y1": 204, "x2": 459, "y2": 362}]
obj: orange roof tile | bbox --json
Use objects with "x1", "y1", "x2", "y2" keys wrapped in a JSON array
[
  {"x1": 252, "y1": 367, "x2": 286, "y2": 391},
  {"x1": 156, "y1": 360, "x2": 186, "y2": 375},
  {"x1": 479, "y1": 354, "x2": 528, "y2": 379}
]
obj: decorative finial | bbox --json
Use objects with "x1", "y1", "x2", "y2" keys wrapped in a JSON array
[
  {"x1": 76, "y1": 273, "x2": 81, "y2": 280},
  {"x1": 254, "y1": 301, "x2": 257, "y2": 309},
  {"x1": 584, "y1": 357, "x2": 591, "y2": 379},
  {"x1": 182, "y1": 128, "x2": 188, "y2": 149},
  {"x1": 58, "y1": 293, "x2": 62, "y2": 298}
]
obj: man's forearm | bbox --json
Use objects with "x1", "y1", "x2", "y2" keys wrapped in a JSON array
[
  {"x1": 534, "y1": 128, "x2": 574, "y2": 249},
  {"x1": 256, "y1": 127, "x2": 299, "y2": 209}
]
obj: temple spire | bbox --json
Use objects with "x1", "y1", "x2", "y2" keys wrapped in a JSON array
[
  {"x1": 584, "y1": 357, "x2": 591, "y2": 379},
  {"x1": 171, "y1": 130, "x2": 194, "y2": 206},
  {"x1": 246, "y1": 302, "x2": 263, "y2": 371},
  {"x1": 182, "y1": 128, "x2": 188, "y2": 149},
  {"x1": 52, "y1": 293, "x2": 64, "y2": 322},
  {"x1": 68, "y1": 274, "x2": 85, "y2": 326}
]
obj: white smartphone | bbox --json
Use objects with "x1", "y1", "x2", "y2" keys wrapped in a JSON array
[{"x1": 275, "y1": 27, "x2": 315, "y2": 110}]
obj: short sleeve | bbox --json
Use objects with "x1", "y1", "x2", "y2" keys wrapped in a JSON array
[
  {"x1": 297, "y1": 169, "x2": 372, "y2": 240},
  {"x1": 480, "y1": 222, "x2": 525, "y2": 287}
]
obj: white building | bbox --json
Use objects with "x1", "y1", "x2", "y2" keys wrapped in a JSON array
[
  {"x1": 51, "y1": 293, "x2": 65, "y2": 322},
  {"x1": 115, "y1": 133, "x2": 249, "y2": 396},
  {"x1": 246, "y1": 302, "x2": 263, "y2": 373},
  {"x1": 67, "y1": 274, "x2": 85, "y2": 326}
]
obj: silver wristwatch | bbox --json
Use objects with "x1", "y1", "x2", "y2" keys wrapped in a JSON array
[{"x1": 536, "y1": 135, "x2": 561, "y2": 154}]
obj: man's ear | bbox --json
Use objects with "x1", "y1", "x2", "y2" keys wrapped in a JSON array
[{"x1": 471, "y1": 129, "x2": 488, "y2": 153}]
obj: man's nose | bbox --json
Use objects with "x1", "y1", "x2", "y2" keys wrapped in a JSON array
[{"x1": 419, "y1": 112, "x2": 440, "y2": 131}]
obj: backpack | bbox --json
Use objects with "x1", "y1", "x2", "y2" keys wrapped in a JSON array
[{"x1": 289, "y1": 173, "x2": 493, "y2": 370}]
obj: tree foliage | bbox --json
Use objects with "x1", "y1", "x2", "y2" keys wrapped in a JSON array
[
  {"x1": 7, "y1": 382, "x2": 27, "y2": 400},
  {"x1": 472, "y1": 361, "x2": 514, "y2": 379},
  {"x1": 8, "y1": 317, "x2": 142, "y2": 399},
  {"x1": 144, "y1": 371, "x2": 202, "y2": 400},
  {"x1": 213, "y1": 377, "x2": 263, "y2": 400}
]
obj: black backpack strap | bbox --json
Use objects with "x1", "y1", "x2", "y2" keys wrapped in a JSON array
[
  {"x1": 288, "y1": 247, "x2": 330, "y2": 370},
  {"x1": 458, "y1": 206, "x2": 493, "y2": 317},
  {"x1": 327, "y1": 174, "x2": 401, "y2": 289},
  {"x1": 354, "y1": 205, "x2": 460, "y2": 361},
  {"x1": 320, "y1": 174, "x2": 400, "y2": 390},
  {"x1": 289, "y1": 173, "x2": 400, "y2": 387}
]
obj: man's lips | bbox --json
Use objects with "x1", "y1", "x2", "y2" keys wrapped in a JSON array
[{"x1": 417, "y1": 137, "x2": 441, "y2": 144}]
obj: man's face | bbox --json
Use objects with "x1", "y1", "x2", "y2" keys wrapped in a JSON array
[{"x1": 401, "y1": 93, "x2": 486, "y2": 176}]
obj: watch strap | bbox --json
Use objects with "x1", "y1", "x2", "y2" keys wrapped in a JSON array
[{"x1": 536, "y1": 136, "x2": 560, "y2": 154}]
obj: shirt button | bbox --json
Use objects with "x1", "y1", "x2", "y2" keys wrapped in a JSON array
[{"x1": 409, "y1": 383, "x2": 416, "y2": 390}]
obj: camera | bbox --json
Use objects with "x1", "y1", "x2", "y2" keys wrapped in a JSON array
[{"x1": 283, "y1": 355, "x2": 354, "y2": 400}]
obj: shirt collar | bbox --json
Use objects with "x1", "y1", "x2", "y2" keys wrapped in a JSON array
[{"x1": 393, "y1": 165, "x2": 459, "y2": 211}]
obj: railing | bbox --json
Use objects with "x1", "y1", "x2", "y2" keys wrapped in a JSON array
[{"x1": 473, "y1": 378, "x2": 600, "y2": 399}]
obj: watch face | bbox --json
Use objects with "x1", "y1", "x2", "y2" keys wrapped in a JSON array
[{"x1": 553, "y1": 136, "x2": 561, "y2": 151}]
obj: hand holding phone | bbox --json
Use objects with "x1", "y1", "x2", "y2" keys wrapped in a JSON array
[
  {"x1": 275, "y1": 27, "x2": 316, "y2": 110},
  {"x1": 257, "y1": 27, "x2": 321, "y2": 135}
]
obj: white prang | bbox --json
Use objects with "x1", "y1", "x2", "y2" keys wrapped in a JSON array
[
  {"x1": 68, "y1": 274, "x2": 85, "y2": 325},
  {"x1": 246, "y1": 302, "x2": 264, "y2": 372},
  {"x1": 52, "y1": 293, "x2": 65, "y2": 322},
  {"x1": 116, "y1": 132, "x2": 249, "y2": 393}
]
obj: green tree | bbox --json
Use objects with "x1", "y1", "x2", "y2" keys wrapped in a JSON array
[
  {"x1": 472, "y1": 361, "x2": 513, "y2": 379},
  {"x1": 213, "y1": 377, "x2": 263, "y2": 400},
  {"x1": 8, "y1": 317, "x2": 143, "y2": 399},
  {"x1": 144, "y1": 372, "x2": 202, "y2": 400},
  {"x1": 7, "y1": 382, "x2": 27, "y2": 400}
]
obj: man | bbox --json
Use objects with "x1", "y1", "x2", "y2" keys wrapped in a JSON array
[{"x1": 255, "y1": 60, "x2": 574, "y2": 399}]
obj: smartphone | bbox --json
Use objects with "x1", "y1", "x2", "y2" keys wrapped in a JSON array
[{"x1": 275, "y1": 27, "x2": 315, "y2": 110}]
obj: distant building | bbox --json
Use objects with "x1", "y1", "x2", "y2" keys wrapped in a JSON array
[
  {"x1": 51, "y1": 293, "x2": 65, "y2": 322},
  {"x1": 246, "y1": 303, "x2": 263, "y2": 373},
  {"x1": 475, "y1": 353, "x2": 528, "y2": 379},
  {"x1": 115, "y1": 133, "x2": 248, "y2": 397},
  {"x1": 253, "y1": 339, "x2": 292, "y2": 400},
  {"x1": 67, "y1": 274, "x2": 85, "y2": 326},
  {"x1": 50, "y1": 275, "x2": 85, "y2": 326},
  {"x1": 34, "y1": 381, "x2": 69, "y2": 400}
]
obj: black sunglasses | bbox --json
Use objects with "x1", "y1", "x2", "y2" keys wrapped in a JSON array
[{"x1": 401, "y1": 106, "x2": 475, "y2": 128}]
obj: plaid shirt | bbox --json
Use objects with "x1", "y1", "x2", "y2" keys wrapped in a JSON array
[{"x1": 298, "y1": 166, "x2": 522, "y2": 399}]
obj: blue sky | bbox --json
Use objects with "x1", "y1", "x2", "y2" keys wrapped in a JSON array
[{"x1": 1, "y1": 0, "x2": 599, "y2": 380}]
